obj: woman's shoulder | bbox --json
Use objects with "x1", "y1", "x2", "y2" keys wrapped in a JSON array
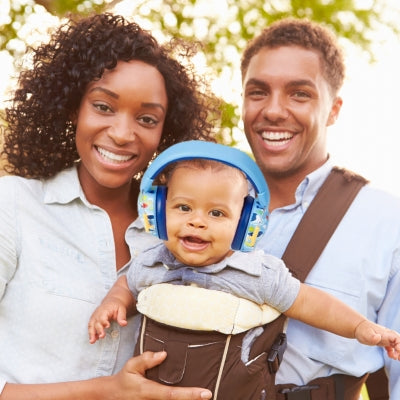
[
  {"x1": 0, "y1": 174, "x2": 44, "y2": 196},
  {"x1": 0, "y1": 174, "x2": 29, "y2": 191},
  {"x1": 0, "y1": 167, "x2": 78, "y2": 197}
]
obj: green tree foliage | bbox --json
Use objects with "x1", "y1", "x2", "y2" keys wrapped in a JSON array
[{"x1": 1, "y1": 0, "x2": 399, "y2": 144}]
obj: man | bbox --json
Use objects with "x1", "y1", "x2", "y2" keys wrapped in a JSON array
[{"x1": 241, "y1": 18, "x2": 400, "y2": 399}]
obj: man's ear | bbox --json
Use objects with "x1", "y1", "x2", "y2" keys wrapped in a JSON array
[{"x1": 326, "y1": 96, "x2": 343, "y2": 126}]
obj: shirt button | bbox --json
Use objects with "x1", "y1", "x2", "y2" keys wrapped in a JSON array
[{"x1": 111, "y1": 330, "x2": 119, "y2": 338}]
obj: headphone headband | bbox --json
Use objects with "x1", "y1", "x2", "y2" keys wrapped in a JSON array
[
  {"x1": 138, "y1": 141, "x2": 270, "y2": 251},
  {"x1": 141, "y1": 141, "x2": 268, "y2": 204}
]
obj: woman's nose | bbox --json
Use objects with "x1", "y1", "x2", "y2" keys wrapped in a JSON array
[{"x1": 108, "y1": 114, "x2": 136, "y2": 145}]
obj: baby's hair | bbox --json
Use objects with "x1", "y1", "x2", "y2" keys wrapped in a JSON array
[{"x1": 157, "y1": 158, "x2": 248, "y2": 190}]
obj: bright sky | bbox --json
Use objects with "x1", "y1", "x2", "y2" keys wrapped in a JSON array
[
  {"x1": 327, "y1": 37, "x2": 400, "y2": 197},
  {"x1": 238, "y1": 35, "x2": 400, "y2": 197},
  {"x1": 1, "y1": 1, "x2": 400, "y2": 197},
  {"x1": 219, "y1": 34, "x2": 400, "y2": 198}
]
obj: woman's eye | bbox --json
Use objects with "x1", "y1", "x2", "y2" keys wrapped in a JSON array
[
  {"x1": 138, "y1": 115, "x2": 158, "y2": 126},
  {"x1": 94, "y1": 103, "x2": 112, "y2": 113}
]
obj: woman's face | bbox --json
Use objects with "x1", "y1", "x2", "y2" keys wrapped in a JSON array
[{"x1": 75, "y1": 60, "x2": 168, "y2": 199}]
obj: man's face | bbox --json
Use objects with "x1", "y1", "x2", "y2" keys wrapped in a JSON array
[{"x1": 242, "y1": 46, "x2": 342, "y2": 181}]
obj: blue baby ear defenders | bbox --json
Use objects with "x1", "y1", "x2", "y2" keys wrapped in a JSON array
[{"x1": 138, "y1": 140, "x2": 270, "y2": 252}]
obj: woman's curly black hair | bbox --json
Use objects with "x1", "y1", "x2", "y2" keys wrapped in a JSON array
[{"x1": 2, "y1": 13, "x2": 219, "y2": 178}]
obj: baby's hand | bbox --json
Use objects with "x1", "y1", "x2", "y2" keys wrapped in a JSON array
[
  {"x1": 355, "y1": 320, "x2": 400, "y2": 360},
  {"x1": 88, "y1": 300, "x2": 128, "y2": 344}
]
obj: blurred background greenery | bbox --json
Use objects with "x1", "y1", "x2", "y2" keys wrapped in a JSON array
[
  {"x1": 0, "y1": 3, "x2": 398, "y2": 396},
  {"x1": 1, "y1": 0, "x2": 399, "y2": 147},
  {"x1": 2, "y1": 0, "x2": 400, "y2": 198}
]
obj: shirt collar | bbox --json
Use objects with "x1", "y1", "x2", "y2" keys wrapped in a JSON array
[
  {"x1": 142, "y1": 243, "x2": 264, "y2": 277},
  {"x1": 43, "y1": 165, "x2": 86, "y2": 205},
  {"x1": 43, "y1": 165, "x2": 146, "y2": 232},
  {"x1": 287, "y1": 158, "x2": 333, "y2": 212}
]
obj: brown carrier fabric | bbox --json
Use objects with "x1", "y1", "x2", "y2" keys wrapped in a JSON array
[
  {"x1": 281, "y1": 167, "x2": 368, "y2": 281},
  {"x1": 365, "y1": 367, "x2": 389, "y2": 400},
  {"x1": 134, "y1": 167, "x2": 388, "y2": 399},
  {"x1": 275, "y1": 373, "x2": 369, "y2": 400},
  {"x1": 272, "y1": 167, "x2": 387, "y2": 400},
  {"x1": 134, "y1": 316, "x2": 279, "y2": 400}
]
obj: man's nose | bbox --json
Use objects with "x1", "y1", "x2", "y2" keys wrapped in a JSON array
[{"x1": 261, "y1": 93, "x2": 289, "y2": 121}]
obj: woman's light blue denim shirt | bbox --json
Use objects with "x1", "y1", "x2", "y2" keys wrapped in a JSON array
[{"x1": 0, "y1": 166, "x2": 160, "y2": 392}]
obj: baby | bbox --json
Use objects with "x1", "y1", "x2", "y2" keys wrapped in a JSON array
[{"x1": 88, "y1": 141, "x2": 400, "y2": 400}]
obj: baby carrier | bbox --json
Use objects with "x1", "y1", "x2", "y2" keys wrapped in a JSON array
[
  {"x1": 135, "y1": 168, "x2": 381, "y2": 400},
  {"x1": 134, "y1": 282, "x2": 285, "y2": 400}
]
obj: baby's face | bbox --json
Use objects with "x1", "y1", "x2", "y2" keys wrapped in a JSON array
[{"x1": 164, "y1": 165, "x2": 247, "y2": 267}]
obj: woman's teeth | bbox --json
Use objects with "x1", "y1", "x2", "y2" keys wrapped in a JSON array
[{"x1": 97, "y1": 146, "x2": 133, "y2": 163}]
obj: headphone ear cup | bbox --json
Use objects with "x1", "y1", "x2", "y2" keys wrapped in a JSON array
[
  {"x1": 155, "y1": 186, "x2": 168, "y2": 240},
  {"x1": 231, "y1": 195, "x2": 254, "y2": 251},
  {"x1": 231, "y1": 195, "x2": 269, "y2": 252},
  {"x1": 137, "y1": 185, "x2": 168, "y2": 240}
]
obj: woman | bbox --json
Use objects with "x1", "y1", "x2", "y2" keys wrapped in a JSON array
[{"x1": 0, "y1": 12, "x2": 217, "y2": 400}]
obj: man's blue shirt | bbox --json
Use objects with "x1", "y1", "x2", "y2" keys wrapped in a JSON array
[{"x1": 257, "y1": 160, "x2": 400, "y2": 396}]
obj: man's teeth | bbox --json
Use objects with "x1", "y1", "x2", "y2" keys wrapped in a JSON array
[
  {"x1": 97, "y1": 147, "x2": 132, "y2": 163},
  {"x1": 261, "y1": 131, "x2": 293, "y2": 146}
]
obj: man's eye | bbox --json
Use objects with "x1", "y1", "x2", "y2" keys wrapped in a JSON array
[
  {"x1": 247, "y1": 89, "x2": 267, "y2": 98},
  {"x1": 293, "y1": 91, "x2": 311, "y2": 99}
]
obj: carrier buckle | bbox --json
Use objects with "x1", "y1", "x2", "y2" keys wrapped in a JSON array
[{"x1": 267, "y1": 332, "x2": 287, "y2": 373}]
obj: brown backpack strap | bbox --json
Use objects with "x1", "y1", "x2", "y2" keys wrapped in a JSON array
[
  {"x1": 279, "y1": 167, "x2": 388, "y2": 400},
  {"x1": 251, "y1": 167, "x2": 368, "y2": 376},
  {"x1": 365, "y1": 367, "x2": 389, "y2": 400},
  {"x1": 282, "y1": 166, "x2": 368, "y2": 281}
]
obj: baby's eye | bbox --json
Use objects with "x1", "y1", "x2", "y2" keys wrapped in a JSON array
[
  {"x1": 178, "y1": 204, "x2": 191, "y2": 212},
  {"x1": 210, "y1": 209, "x2": 224, "y2": 217}
]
